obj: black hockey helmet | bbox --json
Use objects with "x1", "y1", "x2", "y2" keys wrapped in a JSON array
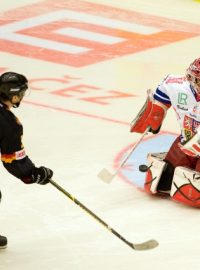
[{"x1": 0, "y1": 72, "x2": 28, "y2": 101}]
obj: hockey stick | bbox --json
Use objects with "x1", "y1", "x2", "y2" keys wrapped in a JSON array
[
  {"x1": 49, "y1": 179, "x2": 158, "y2": 251},
  {"x1": 98, "y1": 127, "x2": 150, "y2": 183}
]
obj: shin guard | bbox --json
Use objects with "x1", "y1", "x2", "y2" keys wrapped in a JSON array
[{"x1": 144, "y1": 153, "x2": 167, "y2": 194}]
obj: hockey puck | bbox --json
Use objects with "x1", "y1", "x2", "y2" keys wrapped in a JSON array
[{"x1": 139, "y1": 164, "x2": 148, "y2": 172}]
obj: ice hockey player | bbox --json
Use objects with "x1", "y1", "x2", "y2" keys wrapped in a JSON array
[
  {"x1": 131, "y1": 57, "x2": 200, "y2": 208},
  {"x1": 0, "y1": 72, "x2": 53, "y2": 249}
]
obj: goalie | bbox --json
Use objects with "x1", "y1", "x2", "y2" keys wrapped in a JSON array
[{"x1": 131, "y1": 57, "x2": 200, "y2": 208}]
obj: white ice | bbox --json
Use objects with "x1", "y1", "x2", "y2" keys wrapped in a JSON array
[{"x1": 1, "y1": 0, "x2": 200, "y2": 269}]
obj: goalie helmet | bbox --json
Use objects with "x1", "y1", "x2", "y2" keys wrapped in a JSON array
[
  {"x1": 0, "y1": 72, "x2": 28, "y2": 101},
  {"x1": 186, "y1": 58, "x2": 200, "y2": 94}
]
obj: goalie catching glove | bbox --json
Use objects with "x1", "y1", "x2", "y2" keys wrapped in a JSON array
[
  {"x1": 179, "y1": 126, "x2": 200, "y2": 157},
  {"x1": 130, "y1": 89, "x2": 167, "y2": 134}
]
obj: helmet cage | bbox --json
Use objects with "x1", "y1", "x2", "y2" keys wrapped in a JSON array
[{"x1": 186, "y1": 58, "x2": 200, "y2": 93}]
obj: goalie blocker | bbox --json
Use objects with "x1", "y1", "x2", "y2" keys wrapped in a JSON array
[
  {"x1": 144, "y1": 153, "x2": 200, "y2": 207},
  {"x1": 130, "y1": 89, "x2": 168, "y2": 134}
]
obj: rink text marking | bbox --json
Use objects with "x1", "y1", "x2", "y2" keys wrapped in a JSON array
[
  {"x1": 28, "y1": 75, "x2": 136, "y2": 105},
  {"x1": 1, "y1": 67, "x2": 136, "y2": 124}
]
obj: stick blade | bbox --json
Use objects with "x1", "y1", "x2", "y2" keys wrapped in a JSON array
[
  {"x1": 97, "y1": 168, "x2": 114, "y2": 183},
  {"x1": 133, "y1": 239, "x2": 159, "y2": 251}
]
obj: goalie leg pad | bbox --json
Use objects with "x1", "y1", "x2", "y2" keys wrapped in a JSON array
[
  {"x1": 144, "y1": 153, "x2": 167, "y2": 194},
  {"x1": 170, "y1": 166, "x2": 200, "y2": 207}
]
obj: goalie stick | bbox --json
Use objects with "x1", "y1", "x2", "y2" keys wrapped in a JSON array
[
  {"x1": 49, "y1": 179, "x2": 158, "y2": 251},
  {"x1": 98, "y1": 127, "x2": 150, "y2": 183}
]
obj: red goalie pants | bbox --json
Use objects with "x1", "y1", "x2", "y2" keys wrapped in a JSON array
[
  {"x1": 165, "y1": 136, "x2": 200, "y2": 171},
  {"x1": 160, "y1": 136, "x2": 200, "y2": 207}
]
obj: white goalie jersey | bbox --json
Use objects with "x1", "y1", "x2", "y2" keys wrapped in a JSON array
[{"x1": 154, "y1": 74, "x2": 200, "y2": 143}]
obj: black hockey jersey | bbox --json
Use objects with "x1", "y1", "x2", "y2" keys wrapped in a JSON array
[{"x1": 0, "y1": 102, "x2": 34, "y2": 183}]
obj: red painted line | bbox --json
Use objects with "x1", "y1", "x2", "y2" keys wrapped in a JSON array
[{"x1": 23, "y1": 100, "x2": 129, "y2": 126}]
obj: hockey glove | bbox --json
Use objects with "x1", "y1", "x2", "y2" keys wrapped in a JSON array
[
  {"x1": 179, "y1": 127, "x2": 200, "y2": 157},
  {"x1": 31, "y1": 166, "x2": 53, "y2": 185}
]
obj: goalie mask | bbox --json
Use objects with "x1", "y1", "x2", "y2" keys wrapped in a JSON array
[
  {"x1": 0, "y1": 72, "x2": 28, "y2": 107},
  {"x1": 186, "y1": 58, "x2": 200, "y2": 94}
]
